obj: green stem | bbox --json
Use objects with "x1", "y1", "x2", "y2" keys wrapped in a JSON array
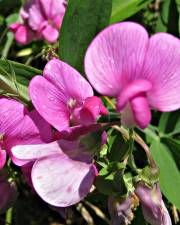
[{"x1": 5, "y1": 207, "x2": 13, "y2": 225}]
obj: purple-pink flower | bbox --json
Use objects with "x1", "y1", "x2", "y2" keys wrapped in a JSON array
[
  {"x1": 135, "y1": 183, "x2": 172, "y2": 225},
  {"x1": 0, "y1": 97, "x2": 52, "y2": 168},
  {"x1": 29, "y1": 59, "x2": 108, "y2": 135},
  {"x1": 9, "y1": 0, "x2": 66, "y2": 44},
  {"x1": 12, "y1": 139, "x2": 97, "y2": 207},
  {"x1": 85, "y1": 22, "x2": 180, "y2": 128}
]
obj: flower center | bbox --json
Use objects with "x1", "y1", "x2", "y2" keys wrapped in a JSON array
[{"x1": 117, "y1": 79, "x2": 153, "y2": 129}]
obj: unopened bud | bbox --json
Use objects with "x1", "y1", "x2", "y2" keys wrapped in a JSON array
[
  {"x1": 108, "y1": 194, "x2": 138, "y2": 225},
  {"x1": 135, "y1": 183, "x2": 172, "y2": 225}
]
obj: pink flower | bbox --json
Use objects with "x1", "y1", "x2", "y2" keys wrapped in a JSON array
[
  {"x1": 0, "y1": 97, "x2": 52, "y2": 168},
  {"x1": 29, "y1": 59, "x2": 108, "y2": 135},
  {"x1": 135, "y1": 183, "x2": 172, "y2": 225},
  {"x1": 12, "y1": 139, "x2": 96, "y2": 207},
  {"x1": 85, "y1": 22, "x2": 180, "y2": 129},
  {"x1": 9, "y1": 0, "x2": 66, "y2": 44}
]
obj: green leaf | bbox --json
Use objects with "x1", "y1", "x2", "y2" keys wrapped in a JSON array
[
  {"x1": 156, "y1": 0, "x2": 178, "y2": 35},
  {"x1": 150, "y1": 140, "x2": 180, "y2": 210},
  {"x1": 59, "y1": 0, "x2": 112, "y2": 74},
  {"x1": 2, "y1": 13, "x2": 19, "y2": 58},
  {"x1": 163, "y1": 138, "x2": 180, "y2": 170},
  {"x1": 108, "y1": 129, "x2": 130, "y2": 162},
  {"x1": 95, "y1": 175, "x2": 114, "y2": 195},
  {"x1": 176, "y1": 0, "x2": 180, "y2": 34},
  {"x1": 158, "y1": 110, "x2": 180, "y2": 136},
  {"x1": 110, "y1": 0, "x2": 153, "y2": 24},
  {"x1": 0, "y1": 59, "x2": 41, "y2": 103}
]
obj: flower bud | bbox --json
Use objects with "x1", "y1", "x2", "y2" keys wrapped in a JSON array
[
  {"x1": 108, "y1": 194, "x2": 139, "y2": 225},
  {"x1": 0, "y1": 172, "x2": 18, "y2": 214},
  {"x1": 135, "y1": 183, "x2": 172, "y2": 225}
]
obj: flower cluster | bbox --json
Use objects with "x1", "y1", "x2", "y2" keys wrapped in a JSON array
[
  {"x1": 9, "y1": 0, "x2": 66, "y2": 44},
  {"x1": 1, "y1": 18, "x2": 180, "y2": 224}
]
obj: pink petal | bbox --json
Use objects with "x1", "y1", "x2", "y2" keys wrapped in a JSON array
[
  {"x1": 83, "y1": 96, "x2": 108, "y2": 117},
  {"x1": 9, "y1": 23, "x2": 21, "y2": 32},
  {"x1": 141, "y1": 33, "x2": 180, "y2": 111},
  {"x1": 32, "y1": 154, "x2": 96, "y2": 207},
  {"x1": 0, "y1": 150, "x2": 6, "y2": 170},
  {"x1": 42, "y1": 25, "x2": 59, "y2": 43},
  {"x1": 43, "y1": 59, "x2": 94, "y2": 100},
  {"x1": 117, "y1": 79, "x2": 152, "y2": 110},
  {"x1": 29, "y1": 75, "x2": 70, "y2": 132},
  {"x1": 130, "y1": 95, "x2": 151, "y2": 129},
  {"x1": 72, "y1": 96, "x2": 108, "y2": 126},
  {"x1": 53, "y1": 14, "x2": 64, "y2": 29},
  {"x1": 29, "y1": 2, "x2": 44, "y2": 30},
  {"x1": 39, "y1": 0, "x2": 65, "y2": 19},
  {"x1": 12, "y1": 141, "x2": 62, "y2": 161},
  {"x1": 28, "y1": 110, "x2": 52, "y2": 143},
  {"x1": 0, "y1": 98, "x2": 52, "y2": 166},
  {"x1": 14, "y1": 25, "x2": 34, "y2": 45},
  {"x1": 84, "y1": 22, "x2": 149, "y2": 96}
]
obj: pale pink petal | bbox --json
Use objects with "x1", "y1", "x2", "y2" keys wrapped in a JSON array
[
  {"x1": 39, "y1": 0, "x2": 65, "y2": 18},
  {"x1": 29, "y1": 75, "x2": 70, "y2": 132},
  {"x1": 141, "y1": 33, "x2": 180, "y2": 111},
  {"x1": 0, "y1": 150, "x2": 6, "y2": 170},
  {"x1": 43, "y1": 59, "x2": 94, "y2": 100},
  {"x1": 50, "y1": 0, "x2": 66, "y2": 18},
  {"x1": 85, "y1": 22, "x2": 149, "y2": 96},
  {"x1": 12, "y1": 141, "x2": 62, "y2": 161},
  {"x1": 28, "y1": 2, "x2": 44, "y2": 30},
  {"x1": 32, "y1": 154, "x2": 96, "y2": 207},
  {"x1": 42, "y1": 25, "x2": 59, "y2": 43}
]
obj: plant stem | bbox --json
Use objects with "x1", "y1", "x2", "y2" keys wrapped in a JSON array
[
  {"x1": 113, "y1": 125, "x2": 157, "y2": 169},
  {"x1": 5, "y1": 207, "x2": 13, "y2": 225}
]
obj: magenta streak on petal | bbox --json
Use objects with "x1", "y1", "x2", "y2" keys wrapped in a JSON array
[
  {"x1": 117, "y1": 79, "x2": 152, "y2": 111},
  {"x1": 0, "y1": 150, "x2": 6, "y2": 170},
  {"x1": 130, "y1": 95, "x2": 151, "y2": 129}
]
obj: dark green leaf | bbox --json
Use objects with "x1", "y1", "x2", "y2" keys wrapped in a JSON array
[
  {"x1": 110, "y1": 0, "x2": 153, "y2": 24},
  {"x1": 150, "y1": 140, "x2": 180, "y2": 210},
  {"x1": 158, "y1": 110, "x2": 180, "y2": 136},
  {"x1": 108, "y1": 129, "x2": 130, "y2": 162},
  {"x1": 163, "y1": 138, "x2": 180, "y2": 170},
  {"x1": 131, "y1": 207, "x2": 148, "y2": 225},
  {"x1": 59, "y1": 0, "x2": 112, "y2": 74},
  {"x1": 156, "y1": 0, "x2": 178, "y2": 35}
]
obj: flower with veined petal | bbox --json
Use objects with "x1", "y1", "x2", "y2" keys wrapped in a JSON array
[
  {"x1": 29, "y1": 58, "x2": 108, "y2": 136},
  {"x1": 85, "y1": 22, "x2": 180, "y2": 129},
  {"x1": 9, "y1": 0, "x2": 66, "y2": 44},
  {"x1": 12, "y1": 139, "x2": 97, "y2": 207},
  {"x1": 0, "y1": 97, "x2": 52, "y2": 168}
]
